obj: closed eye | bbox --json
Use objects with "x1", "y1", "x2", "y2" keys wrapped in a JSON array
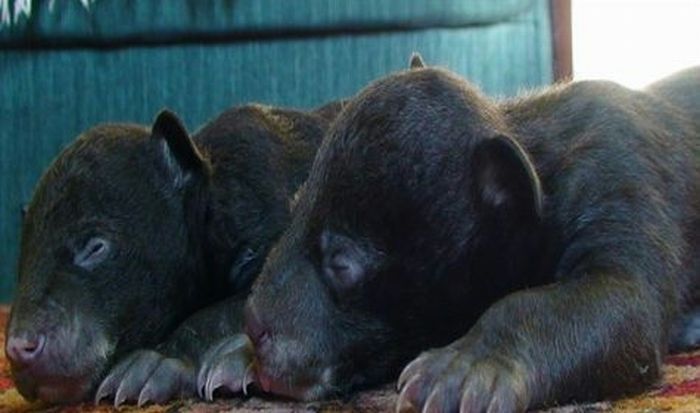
[
  {"x1": 74, "y1": 237, "x2": 111, "y2": 270},
  {"x1": 324, "y1": 252, "x2": 362, "y2": 290},
  {"x1": 329, "y1": 256, "x2": 351, "y2": 274}
]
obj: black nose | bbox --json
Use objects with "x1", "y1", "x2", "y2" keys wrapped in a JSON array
[
  {"x1": 6, "y1": 333, "x2": 46, "y2": 367},
  {"x1": 244, "y1": 302, "x2": 270, "y2": 350}
]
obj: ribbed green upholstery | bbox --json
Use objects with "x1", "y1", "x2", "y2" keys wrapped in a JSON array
[
  {"x1": 0, "y1": 0, "x2": 553, "y2": 301},
  {"x1": 1, "y1": 0, "x2": 535, "y2": 44}
]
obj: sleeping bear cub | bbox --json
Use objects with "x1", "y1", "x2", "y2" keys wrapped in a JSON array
[
  {"x1": 6, "y1": 101, "x2": 342, "y2": 405},
  {"x1": 243, "y1": 62, "x2": 700, "y2": 412}
]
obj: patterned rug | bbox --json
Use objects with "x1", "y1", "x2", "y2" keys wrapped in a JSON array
[{"x1": 0, "y1": 306, "x2": 698, "y2": 412}]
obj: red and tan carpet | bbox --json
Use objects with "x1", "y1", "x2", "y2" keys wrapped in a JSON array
[{"x1": 0, "y1": 306, "x2": 698, "y2": 412}]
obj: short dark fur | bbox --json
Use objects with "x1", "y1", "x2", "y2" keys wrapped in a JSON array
[
  {"x1": 245, "y1": 66, "x2": 700, "y2": 411},
  {"x1": 6, "y1": 101, "x2": 342, "y2": 404}
]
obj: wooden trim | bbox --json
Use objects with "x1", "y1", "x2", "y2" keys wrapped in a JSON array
[{"x1": 550, "y1": 0, "x2": 572, "y2": 82}]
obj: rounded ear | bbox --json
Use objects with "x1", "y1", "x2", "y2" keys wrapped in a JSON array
[
  {"x1": 409, "y1": 52, "x2": 426, "y2": 69},
  {"x1": 471, "y1": 135, "x2": 543, "y2": 221},
  {"x1": 151, "y1": 109, "x2": 204, "y2": 188}
]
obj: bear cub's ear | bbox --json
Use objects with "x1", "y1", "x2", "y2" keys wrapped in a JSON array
[
  {"x1": 471, "y1": 135, "x2": 543, "y2": 222},
  {"x1": 151, "y1": 109, "x2": 205, "y2": 188},
  {"x1": 409, "y1": 52, "x2": 426, "y2": 69}
]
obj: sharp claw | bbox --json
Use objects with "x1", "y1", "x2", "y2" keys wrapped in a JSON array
[
  {"x1": 136, "y1": 384, "x2": 152, "y2": 407},
  {"x1": 205, "y1": 368, "x2": 220, "y2": 402},
  {"x1": 421, "y1": 384, "x2": 442, "y2": 413},
  {"x1": 197, "y1": 336, "x2": 255, "y2": 401},
  {"x1": 396, "y1": 386, "x2": 413, "y2": 413},
  {"x1": 197, "y1": 374, "x2": 206, "y2": 399},
  {"x1": 137, "y1": 389, "x2": 151, "y2": 408},
  {"x1": 242, "y1": 363, "x2": 255, "y2": 396},
  {"x1": 395, "y1": 374, "x2": 421, "y2": 413},
  {"x1": 459, "y1": 375, "x2": 495, "y2": 413},
  {"x1": 204, "y1": 371, "x2": 212, "y2": 401},
  {"x1": 113, "y1": 381, "x2": 128, "y2": 408},
  {"x1": 198, "y1": 361, "x2": 215, "y2": 400},
  {"x1": 459, "y1": 388, "x2": 475, "y2": 413},
  {"x1": 398, "y1": 355, "x2": 426, "y2": 391},
  {"x1": 94, "y1": 382, "x2": 111, "y2": 406},
  {"x1": 113, "y1": 392, "x2": 126, "y2": 408},
  {"x1": 209, "y1": 380, "x2": 224, "y2": 401}
]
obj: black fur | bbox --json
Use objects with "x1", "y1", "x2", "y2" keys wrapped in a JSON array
[
  {"x1": 244, "y1": 66, "x2": 700, "y2": 411},
  {"x1": 6, "y1": 102, "x2": 341, "y2": 404}
]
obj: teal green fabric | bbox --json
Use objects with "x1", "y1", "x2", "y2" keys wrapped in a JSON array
[
  {"x1": 1, "y1": 0, "x2": 535, "y2": 44},
  {"x1": 0, "y1": 0, "x2": 553, "y2": 301}
]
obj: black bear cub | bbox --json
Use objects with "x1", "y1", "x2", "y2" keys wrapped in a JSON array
[
  {"x1": 244, "y1": 64, "x2": 700, "y2": 412},
  {"x1": 6, "y1": 101, "x2": 341, "y2": 405}
]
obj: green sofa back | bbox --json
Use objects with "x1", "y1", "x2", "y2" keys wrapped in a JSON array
[{"x1": 0, "y1": 0, "x2": 553, "y2": 302}]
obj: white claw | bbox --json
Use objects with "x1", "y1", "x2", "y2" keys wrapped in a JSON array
[
  {"x1": 94, "y1": 381, "x2": 110, "y2": 405},
  {"x1": 421, "y1": 384, "x2": 442, "y2": 413},
  {"x1": 196, "y1": 365, "x2": 207, "y2": 399},
  {"x1": 113, "y1": 383, "x2": 127, "y2": 408},
  {"x1": 395, "y1": 373, "x2": 421, "y2": 413},
  {"x1": 196, "y1": 367, "x2": 208, "y2": 399},
  {"x1": 242, "y1": 363, "x2": 255, "y2": 396},
  {"x1": 204, "y1": 372, "x2": 214, "y2": 401},
  {"x1": 136, "y1": 388, "x2": 151, "y2": 408},
  {"x1": 398, "y1": 354, "x2": 428, "y2": 391},
  {"x1": 205, "y1": 366, "x2": 224, "y2": 401}
]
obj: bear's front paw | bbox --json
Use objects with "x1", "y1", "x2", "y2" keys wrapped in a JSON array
[
  {"x1": 196, "y1": 334, "x2": 255, "y2": 401},
  {"x1": 95, "y1": 349, "x2": 195, "y2": 407},
  {"x1": 396, "y1": 345, "x2": 531, "y2": 413}
]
